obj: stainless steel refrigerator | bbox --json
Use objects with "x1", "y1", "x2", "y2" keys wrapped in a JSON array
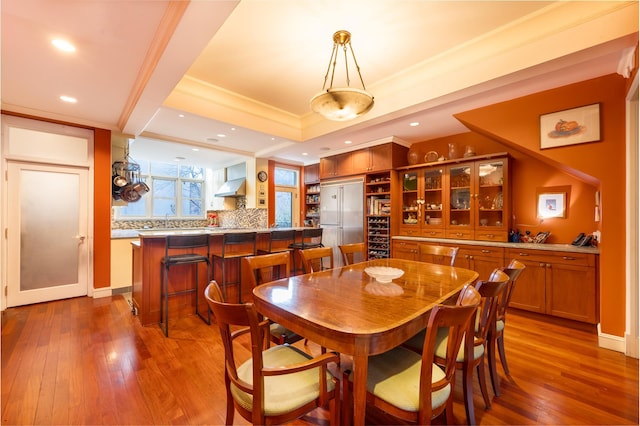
[{"x1": 320, "y1": 179, "x2": 364, "y2": 267}]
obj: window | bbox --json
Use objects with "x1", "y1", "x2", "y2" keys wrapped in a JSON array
[
  {"x1": 274, "y1": 166, "x2": 299, "y2": 227},
  {"x1": 116, "y1": 160, "x2": 205, "y2": 219}
]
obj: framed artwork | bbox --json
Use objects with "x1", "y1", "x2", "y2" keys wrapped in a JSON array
[
  {"x1": 540, "y1": 103, "x2": 600, "y2": 149},
  {"x1": 537, "y1": 192, "x2": 566, "y2": 219}
]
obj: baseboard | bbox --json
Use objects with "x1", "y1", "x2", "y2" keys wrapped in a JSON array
[
  {"x1": 624, "y1": 333, "x2": 639, "y2": 358},
  {"x1": 92, "y1": 287, "x2": 113, "y2": 299},
  {"x1": 597, "y1": 324, "x2": 626, "y2": 353}
]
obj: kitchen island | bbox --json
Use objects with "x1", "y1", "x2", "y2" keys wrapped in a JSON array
[{"x1": 131, "y1": 227, "x2": 307, "y2": 326}]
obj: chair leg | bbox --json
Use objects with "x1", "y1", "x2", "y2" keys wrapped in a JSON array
[
  {"x1": 462, "y1": 360, "x2": 476, "y2": 426},
  {"x1": 341, "y1": 371, "x2": 352, "y2": 426},
  {"x1": 162, "y1": 265, "x2": 169, "y2": 337},
  {"x1": 195, "y1": 261, "x2": 211, "y2": 325},
  {"x1": 497, "y1": 334, "x2": 510, "y2": 376},
  {"x1": 487, "y1": 331, "x2": 501, "y2": 396},
  {"x1": 477, "y1": 356, "x2": 492, "y2": 409}
]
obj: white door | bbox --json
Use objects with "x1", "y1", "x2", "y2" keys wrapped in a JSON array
[{"x1": 6, "y1": 161, "x2": 89, "y2": 307}]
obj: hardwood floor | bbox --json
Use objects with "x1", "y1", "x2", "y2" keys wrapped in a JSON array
[{"x1": 2, "y1": 294, "x2": 638, "y2": 425}]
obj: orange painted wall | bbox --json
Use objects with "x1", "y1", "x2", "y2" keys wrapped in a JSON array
[
  {"x1": 411, "y1": 74, "x2": 627, "y2": 336},
  {"x1": 94, "y1": 128, "x2": 112, "y2": 289}
]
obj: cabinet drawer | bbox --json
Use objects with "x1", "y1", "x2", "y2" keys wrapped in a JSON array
[
  {"x1": 446, "y1": 228, "x2": 474, "y2": 240},
  {"x1": 398, "y1": 227, "x2": 422, "y2": 237},
  {"x1": 506, "y1": 248, "x2": 594, "y2": 267},
  {"x1": 475, "y1": 230, "x2": 508, "y2": 242},
  {"x1": 459, "y1": 245, "x2": 504, "y2": 259},
  {"x1": 421, "y1": 229, "x2": 445, "y2": 238}
]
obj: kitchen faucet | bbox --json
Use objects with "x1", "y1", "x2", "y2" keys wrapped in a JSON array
[{"x1": 165, "y1": 213, "x2": 169, "y2": 228}]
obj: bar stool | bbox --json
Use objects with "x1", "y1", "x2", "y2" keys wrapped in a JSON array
[
  {"x1": 160, "y1": 234, "x2": 210, "y2": 337},
  {"x1": 212, "y1": 232, "x2": 257, "y2": 303},
  {"x1": 259, "y1": 229, "x2": 296, "y2": 254},
  {"x1": 288, "y1": 227, "x2": 323, "y2": 274}
]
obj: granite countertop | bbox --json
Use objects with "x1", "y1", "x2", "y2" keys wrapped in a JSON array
[
  {"x1": 391, "y1": 235, "x2": 599, "y2": 254},
  {"x1": 111, "y1": 227, "x2": 307, "y2": 239}
]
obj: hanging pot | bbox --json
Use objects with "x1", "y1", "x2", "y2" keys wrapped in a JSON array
[
  {"x1": 113, "y1": 174, "x2": 128, "y2": 187},
  {"x1": 120, "y1": 184, "x2": 142, "y2": 202}
]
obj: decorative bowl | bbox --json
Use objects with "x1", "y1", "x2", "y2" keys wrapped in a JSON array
[{"x1": 364, "y1": 266, "x2": 404, "y2": 283}]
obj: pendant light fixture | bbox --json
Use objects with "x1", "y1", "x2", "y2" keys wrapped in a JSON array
[{"x1": 310, "y1": 30, "x2": 374, "y2": 121}]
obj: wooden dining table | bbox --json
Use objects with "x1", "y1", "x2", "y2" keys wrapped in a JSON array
[{"x1": 252, "y1": 257, "x2": 479, "y2": 425}]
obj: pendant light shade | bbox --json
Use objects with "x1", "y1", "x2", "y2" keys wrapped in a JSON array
[{"x1": 310, "y1": 30, "x2": 374, "y2": 121}]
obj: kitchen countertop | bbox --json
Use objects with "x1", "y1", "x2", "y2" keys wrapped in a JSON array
[
  {"x1": 391, "y1": 235, "x2": 599, "y2": 254},
  {"x1": 111, "y1": 227, "x2": 307, "y2": 239}
]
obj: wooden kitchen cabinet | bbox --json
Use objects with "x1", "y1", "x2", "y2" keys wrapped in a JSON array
[
  {"x1": 320, "y1": 152, "x2": 352, "y2": 178},
  {"x1": 506, "y1": 248, "x2": 598, "y2": 323},
  {"x1": 392, "y1": 239, "x2": 419, "y2": 260},
  {"x1": 320, "y1": 142, "x2": 409, "y2": 179},
  {"x1": 454, "y1": 244, "x2": 505, "y2": 281},
  {"x1": 304, "y1": 163, "x2": 319, "y2": 184},
  {"x1": 398, "y1": 167, "x2": 446, "y2": 238}
]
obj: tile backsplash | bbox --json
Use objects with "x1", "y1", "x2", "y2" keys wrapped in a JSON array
[{"x1": 112, "y1": 208, "x2": 268, "y2": 230}]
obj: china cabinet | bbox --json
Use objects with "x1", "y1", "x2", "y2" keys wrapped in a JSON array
[{"x1": 397, "y1": 153, "x2": 509, "y2": 241}]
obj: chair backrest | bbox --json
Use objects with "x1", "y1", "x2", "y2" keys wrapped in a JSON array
[
  {"x1": 300, "y1": 227, "x2": 324, "y2": 248},
  {"x1": 221, "y1": 232, "x2": 257, "y2": 256},
  {"x1": 339, "y1": 242, "x2": 366, "y2": 266},
  {"x1": 473, "y1": 269, "x2": 510, "y2": 344},
  {"x1": 203, "y1": 281, "x2": 274, "y2": 421},
  {"x1": 416, "y1": 286, "x2": 480, "y2": 423},
  {"x1": 242, "y1": 252, "x2": 290, "y2": 288},
  {"x1": 268, "y1": 229, "x2": 296, "y2": 252},
  {"x1": 497, "y1": 259, "x2": 526, "y2": 321},
  {"x1": 300, "y1": 246, "x2": 334, "y2": 273},
  {"x1": 164, "y1": 234, "x2": 210, "y2": 258},
  {"x1": 417, "y1": 244, "x2": 459, "y2": 267}
]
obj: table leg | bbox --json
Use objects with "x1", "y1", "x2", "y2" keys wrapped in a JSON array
[{"x1": 352, "y1": 353, "x2": 368, "y2": 426}]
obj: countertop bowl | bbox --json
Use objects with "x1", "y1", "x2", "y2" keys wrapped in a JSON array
[{"x1": 364, "y1": 266, "x2": 404, "y2": 283}]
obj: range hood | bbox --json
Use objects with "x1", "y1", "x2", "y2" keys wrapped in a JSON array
[{"x1": 215, "y1": 177, "x2": 246, "y2": 197}]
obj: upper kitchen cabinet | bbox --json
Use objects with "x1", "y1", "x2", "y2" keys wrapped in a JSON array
[
  {"x1": 398, "y1": 167, "x2": 446, "y2": 238},
  {"x1": 320, "y1": 142, "x2": 409, "y2": 179},
  {"x1": 397, "y1": 153, "x2": 510, "y2": 242},
  {"x1": 304, "y1": 163, "x2": 320, "y2": 184},
  {"x1": 447, "y1": 155, "x2": 510, "y2": 241}
]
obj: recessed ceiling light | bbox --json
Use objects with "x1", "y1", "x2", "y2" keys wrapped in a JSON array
[
  {"x1": 410, "y1": 122, "x2": 420, "y2": 127},
  {"x1": 178, "y1": 114, "x2": 185, "y2": 118},
  {"x1": 60, "y1": 95, "x2": 77, "y2": 103},
  {"x1": 345, "y1": 140, "x2": 352, "y2": 144},
  {"x1": 52, "y1": 39, "x2": 75, "y2": 52},
  {"x1": 231, "y1": 127, "x2": 236, "y2": 131},
  {"x1": 302, "y1": 152, "x2": 308, "y2": 156},
  {"x1": 192, "y1": 148, "x2": 199, "y2": 152},
  {"x1": 217, "y1": 134, "x2": 227, "y2": 138},
  {"x1": 174, "y1": 156, "x2": 186, "y2": 161}
]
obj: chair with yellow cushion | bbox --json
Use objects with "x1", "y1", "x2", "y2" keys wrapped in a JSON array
[
  {"x1": 341, "y1": 283, "x2": 481, "y2": 425},
  {"x1": 204, "y1": 281, "x2": 340, "y2": 426}
]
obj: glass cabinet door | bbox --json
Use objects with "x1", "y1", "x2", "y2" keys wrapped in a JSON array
[
  {"x1": 422, "y1": 168, "x2": 443, "y2": 227},
  {"x1": 449, "y1": 165, "x2": 471, "y2": 228},
  {"x1": 401, "y1": 171, "x2": 420, "y2": 228},
  {"x1": 476, "y1": 159, "x2": 505, "y2": 228}
]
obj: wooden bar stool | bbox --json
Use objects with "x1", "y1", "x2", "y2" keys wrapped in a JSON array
[
  {"x1": 160, "y1": 234, "x2": 210, "y2": 337},
  {"x1": 288, "y1": 227, "x2": 324, "y2": 274},
  {"x1": 212, "y1": 232, "x2": 257, "y2": 303},
  {"x1": 258, "y1": 229, "x2": 296, "y2": 254}
]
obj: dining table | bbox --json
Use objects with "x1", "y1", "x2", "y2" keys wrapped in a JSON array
[{"x1": 252, "y1": 257, "x2": 479, "y2": 425}]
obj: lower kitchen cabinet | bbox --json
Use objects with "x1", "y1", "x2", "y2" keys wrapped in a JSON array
[
  {"x1": 392, "y1": 239, "x2": 418, "y2": 260},
  {"x1": 454, "y1": 244, "x2": 505, "y2": 281},
  {"x1": 506, "y1": 248, "x2": 598, "y2": 324}
]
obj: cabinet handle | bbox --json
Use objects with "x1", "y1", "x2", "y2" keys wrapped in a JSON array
[
  {"x1": 481, "y1": 250, "x2": 490, "y2": 254},
  {"x1": 456, "y1": 233, "x2": 463, "y2": 237},
  {"x1": 539, "y1": 263, "x2": 545, "y2": 267},
  {"x1": 519, "y1": 252, "x2": 529, "y2": 256},
  {"x1": 469, "y1": 255, "x2": 474, "y2": 260},
  {"x1": 562, "y1": 256, "x2": 576, "y2": 261},
  {"x1": 547, "y1": 263, "x2": 552, "y2": 268},
  {"x1": 485, "y1": 234, "x2": 495, "y2": 239}
]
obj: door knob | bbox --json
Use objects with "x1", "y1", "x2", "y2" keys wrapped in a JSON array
[{"x1": 74, "y1": 235, "x2": 86, "y2": 242}]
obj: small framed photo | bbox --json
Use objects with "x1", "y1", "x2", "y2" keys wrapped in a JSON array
[
  {"x1": 537, "y1": 192, "x2": 566, "y2": 219},
  {"x1": 540, "y1": 103, "x2": 600, "y2": 149}
]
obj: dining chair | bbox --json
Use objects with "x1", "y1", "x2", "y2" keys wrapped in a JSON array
[
  {"x1": 403, "y1": 268, "x2": 509, "y2": 425},
  {"x1": 338, "y1": 242, "x2": 367, "y2": 266},
  {"x1": 242, "y1": 252, "x2": 303, "y2": 346},
  {"x1": 299, "y1": 246, "x2": 334, "y2": 273},
  {"x1": 341, "y1": 283, "x2": 481, "y2": 425},
  {"x1": 212, "y1": 231, "x2": 257, "y2": 303},
  {"x1": 488, "y1": 259, "x2": 526, "y2": 396},
  {"x1": 204, "y1": 281, "x2": 341, "y2": 426},
  {"x1": 417, "y1": 244, "x2": 459, "y2": 266}
]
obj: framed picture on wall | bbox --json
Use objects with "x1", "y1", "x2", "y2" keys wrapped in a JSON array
[
  {"x1": 537, "y1": 192, "x2": 566, "y2": 219},
  {"x1": 540, "y1": 103, "x2": 600, "y2": 149}
]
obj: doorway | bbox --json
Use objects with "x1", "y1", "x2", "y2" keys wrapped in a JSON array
[
  {"x1": 274, "y1": 166, "x2": 300, "y2": 228},
  {"x1": 2, "y1": 115, "x2": 93, "y2": 308}
]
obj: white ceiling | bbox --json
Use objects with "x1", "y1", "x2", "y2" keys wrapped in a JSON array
[{"x1": 2, "y1": 0, "x2": 638, "y2": 170}]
